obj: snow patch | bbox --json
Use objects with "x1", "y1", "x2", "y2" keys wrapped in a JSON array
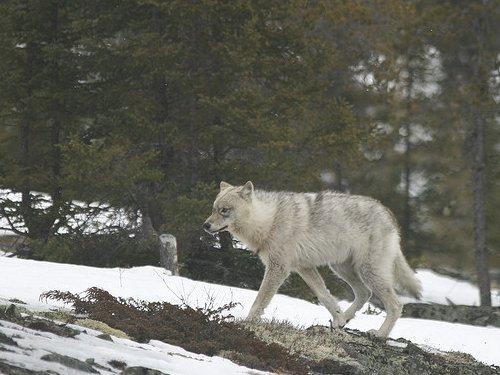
[
  {"x1": 0, "y1": 257, "x2": 499, "y2": 367},
  {"x1": 0, "y1": 318, "x2": 266, "y2": 375}
]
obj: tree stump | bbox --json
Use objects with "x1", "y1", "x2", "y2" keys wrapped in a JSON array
[{"x1": 159, "y1": 234, "x2": 179, "y2": 275}]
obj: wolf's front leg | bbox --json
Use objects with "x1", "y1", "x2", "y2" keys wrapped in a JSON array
[{"x1": 247, "y1": 263, "x2": 290, "y2": 321}]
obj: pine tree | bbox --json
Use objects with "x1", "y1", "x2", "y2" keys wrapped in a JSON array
[
  {"x1": 426, "y1": 0, "x2": 499, "y2": 305},
  {"x1": 0, "y1": 1, "x2": 94, "y2": 240},
  {"x1": 68, "y1": 0, "x2": 373, "y2": 248}
]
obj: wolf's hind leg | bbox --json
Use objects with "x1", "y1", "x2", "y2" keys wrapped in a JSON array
[
  {"x1": 297, "y1": 267, "x2": 346, "y2": 328},
  {"x1": 247, "y1": 263, "x2": 289, "y2": 321},
  {"x1": 358, "y1": 262, "x2": 402, "y2": 338},
  {"x1": 330, "y1": 262, "x2": 371, "y2": 322}
]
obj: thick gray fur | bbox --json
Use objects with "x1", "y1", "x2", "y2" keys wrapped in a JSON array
[{"x1": 204, "y1": 181, "x2": 422, "y2": 337}]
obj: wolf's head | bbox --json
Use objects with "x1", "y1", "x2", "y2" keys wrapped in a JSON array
[{"x1": 203, "y1": 181, "x2": 254, "y2": 234}]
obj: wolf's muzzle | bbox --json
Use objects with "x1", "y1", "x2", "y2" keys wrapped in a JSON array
[{"x1": 203, "y1": 222, "x2": 228, "y2": 234}]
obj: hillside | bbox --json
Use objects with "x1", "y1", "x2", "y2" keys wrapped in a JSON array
[{"x1": 0, "y1": 256, "x2": 499, "y2": 374}]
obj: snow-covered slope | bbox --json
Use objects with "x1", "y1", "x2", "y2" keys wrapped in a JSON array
[
  {"x1": 0, "y1": 318, "x2": 267, "y2": 375},
  {"x1": 406, "y1": 269, "x2": 500, "y2": 306},
  {"x1": 0, "y1": 256, "x2": 499, "y2": 367}
]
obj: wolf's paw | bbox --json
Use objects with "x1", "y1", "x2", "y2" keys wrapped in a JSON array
[
  {"x1": 329, "y1": 314, "x2": 347, "y2": 329},
  {"x1": 245, "y1": 314, "x2": 262, "y2": 324},
  {"x1": 343, "y1": 310, "x2": 356, "y2": 323}
]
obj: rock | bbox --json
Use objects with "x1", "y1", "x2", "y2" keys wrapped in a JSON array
[
  {"x1": 0, "y1": 304, "x2": 81, "y2": 338},
  {"x1": 121, "y1": 366, "x2": 168, "y2": 375},
  {"x1": 309, "y1": 358, "x2": 364, "y2": 375},
  {"x1": 86, "y1": 358, "x2": 113, "y2": 372},
  {"x1": 109, "y1": 360, "x2": 127, "y2": 370},
  {"x1": 0, "y1": 360, "x2": 53, "y2": 374},
  {"x1": 8, "y1": 298, "x2": 27, "y2": 305},
  {"x1": 244, "y1": 321, "x2": 500, "y2": 375},
  {"x1": 27, "y1": 319, "x2": 80, "y2": 338},
  {"x1": 431, "y1": 267, "x2": 473, "y2": 282},
  {"x1": 403, "y1": 303, "x2": 500, "y2": 328},
  {"x1": 97, "y1": 333, "x2": 113, "y2": 341},
  {"x1": 5, "y1": 304, "x2": 22, "y2": 319},
  {"x1": 41, "y1": 353, "x2": 99, "y2": 373},
  {"x1": 0, "y1": 331, "x2": 17, "y2": 346},
  {"x1": 218, "y1": 350, "x2": 262, "y2": 371}
]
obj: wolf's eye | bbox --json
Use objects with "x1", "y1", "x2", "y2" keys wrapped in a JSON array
[{"x1": 220, "y1": 207, "x2": 230, "y2": 215}]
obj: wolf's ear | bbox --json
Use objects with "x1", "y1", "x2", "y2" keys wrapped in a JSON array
[
  {"x1": 220, "y1": 181, "x2": 232, "y2": 192},
  {"x1": 239, "y1": 181, "x2": 254, "y2": 200}
]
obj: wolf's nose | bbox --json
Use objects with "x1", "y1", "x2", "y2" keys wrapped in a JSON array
[{"x1": 203, "y1": 222, "x2": 211, "y2": 231}]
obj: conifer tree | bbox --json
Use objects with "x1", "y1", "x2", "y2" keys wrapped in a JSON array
[
  {"x1": 68, "y1": 0, "x2": 372, "y2": 249},
  {"x1": 426, "y1": 0, "x2": 499, "y2": 305},
  {"x1": 0, "y1": 1, "x2": 93, "y2": 240}
]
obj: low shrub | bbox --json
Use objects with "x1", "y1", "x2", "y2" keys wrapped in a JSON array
[
  {"x1": 184, "y1": 243, "x2": 264, "y2": 290},
  {"x1": 31, "y1": 232, "x2": 159, "y2": 268},
  {"x1": 41, "y1": 288, "x2": 309, "y2": 374}
]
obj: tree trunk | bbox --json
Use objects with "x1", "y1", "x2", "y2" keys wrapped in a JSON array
[
  {"x1": 20, "y1": 39, "x2": 34, "y2": 237},
  {"x1": 469, "y1": 7, "x2": 491, "y2": 306},
  {"x1": 159, "y1": 233, "x2": 179, "y2": 275},
  {"x1": 402, "y1": 61, "x2": 414, "y2": 255},
  {"x1": 471, "y1": 110, "x2": 491, "y2": 306},
  {"x1": 333, "y1": 160, "x2": 343, "y2": 192},
  {"x1": 140, "y1": 212, "x2": 179, "y2": 275},
  {"x1": 213, "y1": 128, "x2": 234, "y2": 255},
  {"x1": 139, "y1": 214, "x2": 156, "y2": 240},
  {"x1": 42, "y1": 2, "x2": 63, "y2": 242}
]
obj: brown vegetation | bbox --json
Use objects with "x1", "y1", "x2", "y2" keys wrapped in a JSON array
[{"x1": 41, "y1": 288, "x2": 309, "y2": 374}]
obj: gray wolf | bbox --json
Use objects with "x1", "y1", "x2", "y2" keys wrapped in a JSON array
[{"x1": 203, "y1": 181, "x2": 422, "y2": 337}]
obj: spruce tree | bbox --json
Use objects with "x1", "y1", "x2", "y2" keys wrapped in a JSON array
[
  {"x1": 426, "y1": 0, "x2": 499, "y2": 305},
  {"x1": 0, "y1": 1, "x2": 92, "y2": 240}
]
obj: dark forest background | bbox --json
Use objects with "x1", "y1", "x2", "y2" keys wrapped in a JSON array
[{"x1": 0, "y1": 0, "x2": 498, "y2": 305}]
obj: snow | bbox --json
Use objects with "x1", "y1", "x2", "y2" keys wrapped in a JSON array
[
  {"x1": 0, "y1": 189, "x2": 131, "y2": 236},
  {"x1": 0, "y1": 319, "x2": 267, "y2": 375},
  {"x1": 0, "y1": 256, "x2": 499, "y2": 368},
  {"x1": 386, "y1": 339, "x2": 407, "y2": 348},
  {"x1": 409, "y1": 269, "x2": 500, "y2": 306}
]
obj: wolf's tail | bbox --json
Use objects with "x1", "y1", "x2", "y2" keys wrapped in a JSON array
[{"x1": 394, "y1": 247, "x2": 422, "y2": 299}]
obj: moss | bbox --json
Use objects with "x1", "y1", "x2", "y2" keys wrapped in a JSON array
[
  {"x1": 242, "y1": 320, "x2": 500, "y2": 375},
  {"x1": 244, "y1": 321, "x2": 364, "y2": 373},
  {"x1": 0, "y1": 304, "x2": 129, "y2": 340},
  {"x1": 75, "y1": 319, "x2": 129, "y2": 339},
  {"x1": 37, "y1": 310, "x2": 74, "y2": 322},
  {"x1": 39, "y1": 310, "x2": 129, "y2": 339},
  {"x1": 243, "y1": 320, "x2": 348, "y2": 361}
]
